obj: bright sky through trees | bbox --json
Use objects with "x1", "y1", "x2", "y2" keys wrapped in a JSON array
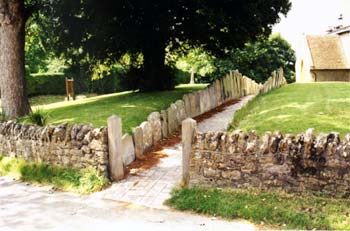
[{"x1": 273, "y1": 0, "x2": 345, "y2": 50}]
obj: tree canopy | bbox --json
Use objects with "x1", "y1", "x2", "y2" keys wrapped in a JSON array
[
  {"x1": 42, "y1": 0, "x2": 291, "y2": 91},
  {"x1": 213, "y1": 34, "x2": 296, "y2": 83}
]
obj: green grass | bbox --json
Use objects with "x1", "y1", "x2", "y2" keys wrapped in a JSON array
[
  {"x1": 39, "y1": 84, "x2": 207, "y2": 133},
  {"x1": 29, "y1": 94, "x2": 97, "y2": 106},
  {"x1": 0, "y1": 155, "x2": 109, "y2": 194},
  {"x1": 166, "y1": 187, "x2": 350, "y2": 230},
  {"x1": 229, "y1": 83, "x2": 350, "y2": 136}
]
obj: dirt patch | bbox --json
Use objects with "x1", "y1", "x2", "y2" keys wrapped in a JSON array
[
  {"x1": 125, "y1": 98, "x2": 241, "y2": 177},
  {"x1": 126, "y1": 132, "x2": 181, "y2": 176}
]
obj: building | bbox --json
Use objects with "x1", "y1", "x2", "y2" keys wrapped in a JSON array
[{"x1": 295, "y1": 2, "x2": 350, "y2": 83}]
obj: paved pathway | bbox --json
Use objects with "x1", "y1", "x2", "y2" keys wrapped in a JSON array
[
  {"x1": 0, "y1": 176, "x2": 259, "y2": 231},
  {"x1": 93, "y1": 95, "x2": 255, "y2": 209}
]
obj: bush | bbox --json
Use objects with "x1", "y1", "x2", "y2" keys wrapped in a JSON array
[
  {"x1": 27, "y1": 73, "x2": 66, "y2": 96},
  {"x1": 0, "y1": 155, "x2": 109, "y2": 194},
  {"x1": 27, "y1": 72, "x2": 121, "y2": 96},
  {"x1": 23, "y1": 108, "x2": 49, "y2": 126}
]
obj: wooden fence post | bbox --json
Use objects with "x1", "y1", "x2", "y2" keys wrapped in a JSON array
[
  {"x1": 182, "y1": 118, "x2": 196, "y2": 186},
  {"x1": 107, "y1": 115, "x2": 124, "y2": 181}
]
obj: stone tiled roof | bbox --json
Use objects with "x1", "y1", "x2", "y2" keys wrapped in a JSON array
[{"x1": 306, "y1": 35, "x2": 349, "y2": 70}]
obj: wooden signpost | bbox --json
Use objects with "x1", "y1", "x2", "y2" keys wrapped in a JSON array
[{"x1": 65, "y1": 78, "x2": 75, "y2": 101}]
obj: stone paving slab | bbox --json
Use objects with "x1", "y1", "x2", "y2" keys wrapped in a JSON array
[
  {"x1": 196, "y1": 95, "x2": 255, "y2": 132},
  {"x1": 93, "y1": 96, "x2": 254, "y2": 209},
  {"x1": 0, "y1": 176, "x2": 259, "y2": 231}
]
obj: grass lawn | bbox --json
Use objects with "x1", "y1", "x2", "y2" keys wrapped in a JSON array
[
  {"x1": 34, "y1": 84, "x2": 206, "y2": 133},
  {"x1": 166, "y1": 187, "x2": 350, "y2": 230},
  {"x1": 29, "y1": 94, "x2": 97, "y2": 106},
  {"x1": 0, "y1": 155, "x2": 109, "y2": 194},
  {"x1": 229, "y1": 83, "x2": 350, "y2": 136}
]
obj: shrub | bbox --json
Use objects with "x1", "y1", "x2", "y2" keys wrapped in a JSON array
[
  {"x1": 23, "y1": 108, "x2": 49, "y2": 126},
  {"x1": 27, "y1": 73, "x2": 66, "y2": 96},
  {"x1": 0, "y1": 155, "x2": 109, "y2": 194}
]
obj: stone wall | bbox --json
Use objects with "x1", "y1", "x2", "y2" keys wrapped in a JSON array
[
  {"x1": 189, "y1": 129, "x2": 350, "y2": 196},
  {"x1": 0, "y1": 121, "x2": 109, "y2": 176}
]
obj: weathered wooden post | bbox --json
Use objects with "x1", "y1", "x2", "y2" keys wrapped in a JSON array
[
  {"x1": 107, "y1": 115, "x2": 124, "y2": 181},
  {"x1": 182, "y1": 118, "x2": 196, "y2": 186}
]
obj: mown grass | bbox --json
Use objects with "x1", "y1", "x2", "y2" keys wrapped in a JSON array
[
  {"x1": 229, "y1": 83, "x2": 350, "y2": 136},
  {"x1": 0, "y1": 155, "x2": 109, "y2": 194},
  {"x1": 166, "y1": 187, "x2": 350, "y2": 230},
  {"x1": 37, "y1": 84, "x2": 206, "y2": 133},
  {"x1": 29, "y1": 94, "x2": 99, "y2": 106}
]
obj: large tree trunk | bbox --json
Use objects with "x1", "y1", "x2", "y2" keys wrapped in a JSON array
[
  {"x1": 0, "y1": 0, "x2": 30, "y2": 118},
  {"x1": 139, "y1": 35, "x2": 173, "y2": 92}
]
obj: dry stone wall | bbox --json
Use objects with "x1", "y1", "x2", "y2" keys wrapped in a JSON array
[
  {"x1": 189, "y1": 128, "x2": 350, "y2": 196},
  {"x1": 0, "y1": 120, "x2": 109, "y2": 176}
]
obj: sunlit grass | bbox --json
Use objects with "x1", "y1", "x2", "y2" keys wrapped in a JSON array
[
  {"x1": 0, "y1": 155, "x2": 109, "y2": 194},
  {"x1": 166, "y1": 187, "x2": 350, "y2": 230},
  {"x1": 229, "y1": 83, "x2": 350, "y2": 136},
  {"x1": 39, "y1": 84, "x2": 207, "y2": 133},
  {"x1": 29, "y1": 93, "x2": 97, "y2": 106}
]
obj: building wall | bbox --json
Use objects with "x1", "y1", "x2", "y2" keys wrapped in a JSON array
[
  {"x1": 296, "y1": 36, "x2": 314, "y2": 83},
  {"x1": 312, "y1": 70, "x2": 350, "y2": 82},
  {"x1": 339, "y1": 32, "x2": 350, "y2": 65}
]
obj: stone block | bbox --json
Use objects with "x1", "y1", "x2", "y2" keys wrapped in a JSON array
[
  {"x1": 160, "y1": 110, "x2": 168, "y2": 138},
  {"x1": 133, "y1": 126, "x2": 144, "y2": 159},
  {"x1": 183, "y1": 94, "x2": 191, "y2": 117},
  {"x1": 175, "y1": 100, "x2": 187, "y2": 122},
  {"x1": 122, "y1": 134, "x2": 135, "y2": 166},
  {"x1": 140, "y1": 121, "x2": 153, "y2": 151},
  {"x1": 148, "y1": 111, "x2": 162, "y2": 143},
  {"x1": 167, "y1": 104, "x2": 178, "y2": 135}
]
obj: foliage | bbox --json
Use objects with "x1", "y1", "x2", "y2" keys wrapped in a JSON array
[
  {"x1": 27, "y1": 71, "x2": 125, "y2": 96},
  {"x1": 174, "y1": 47, "x2": 216, "y2": 83},
  {"x1": 212, "y1": 34, "x2": 296, "y2": 83},
  {"x1": 39, "y1": 0, "x2": 291, "y2": 91},
  {"x1": 27, "y1": 73, "x2": 66, "y2": 96},
  {"x1": 25, "y1": 15, "x2": 66, "y2": 74},
  {"x1": 23, "y1": 108, "x2": 49, "y2": 126},
  {"x1": 166, "y1": 187, "x2": 350, "y2": 230},
  {"x1": 229, "y1": 83, "x2": 350, "y2": 136},
  {"x1": 42, "y1": 84, "x2": 207, "y2": 133},
  {"x1": 0, "y1": 155, "x2": 109, "y2": 194}
]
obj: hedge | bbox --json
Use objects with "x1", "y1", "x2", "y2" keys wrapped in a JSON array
[
  {"x1": 26, "y1": 72, "x2": 123, "y2": 96},
  {"x1": 27, "y1": 73, "x2": 66, "y2": 96}
]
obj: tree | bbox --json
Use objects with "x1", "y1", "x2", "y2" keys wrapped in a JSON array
[
  {"x1": 213, "y1": 34, "x2": 296, "y2": 83},
  {"x1": 44, "y1": 0, "x2": 291, "y2": 91},
  {"x1": 0, "y1": 0, "x2": 34, "y2": 118},
  {"x1": 175, "y1": 47, "x2": 215, "y2": 84}
]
